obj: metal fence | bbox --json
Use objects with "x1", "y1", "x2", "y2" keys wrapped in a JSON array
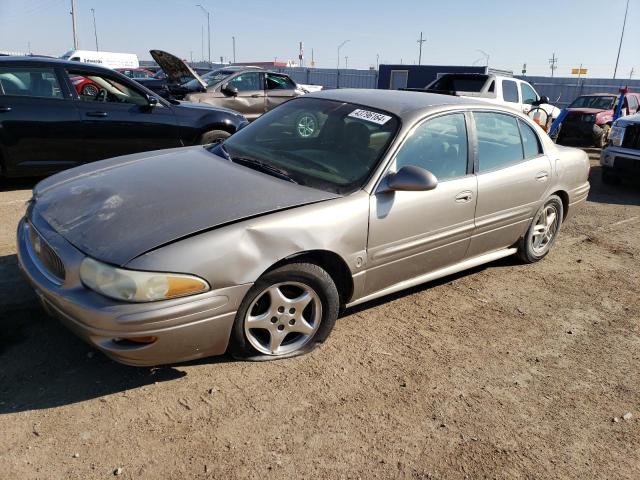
[
  {"x1": 272, "y1": 67, "x2": 378, "y2": 89},
  {"x1": 518, "y1": 76, "x2": 640, "y2": 108}
]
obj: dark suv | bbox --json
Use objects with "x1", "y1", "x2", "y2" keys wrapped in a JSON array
[{"x1": 0, "y1": 56, "x2": 248, "y2": 178}]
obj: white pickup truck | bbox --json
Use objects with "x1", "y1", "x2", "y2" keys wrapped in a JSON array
[{"x1": 424, "y1": 73, "x2": 561, "y2": 124}]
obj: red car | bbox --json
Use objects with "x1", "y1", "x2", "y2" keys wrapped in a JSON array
[
  {"x1": 115, "y1": 68, "x2": 156, "y2": 79},
  {"x1": 70, "y1": 75, "x2": 101, "y2": 97},
  {"x1": 557, "y1": 91, "x2": 640, "y2": 147}
]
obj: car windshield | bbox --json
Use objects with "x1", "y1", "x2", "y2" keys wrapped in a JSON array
[
  {"x1": 211, "y1": 97, "x2": 399, "y2": 194},
  {"x1": 569, "y1": 95, "x2": 616, "y2": 109},
  {"x1": 183, "y1": 69, "x2": 234, "y2": 89}
]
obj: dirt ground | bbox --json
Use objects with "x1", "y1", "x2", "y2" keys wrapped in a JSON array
[{"x1": 1, "y1": 152, "x2": 639, "y2": 479}]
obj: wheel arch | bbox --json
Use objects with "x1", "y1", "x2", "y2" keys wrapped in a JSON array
[
  {"x1": 551, "y1": 189, "x2": 569, "y2": 222},
  {"x1": 262, "y1": 249, "x2": 354, "y2": 306}
]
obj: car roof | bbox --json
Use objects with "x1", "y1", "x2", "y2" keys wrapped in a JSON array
[
  {"x1": 0, "y1": 55, "x2": 117, "y2": 73},
  {"x1": 307, "y1": 88, "x2": 485, "y2": 118}
]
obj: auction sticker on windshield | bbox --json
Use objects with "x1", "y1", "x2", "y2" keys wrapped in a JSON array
[{"x1": 348, "y1": 109, "x2": 392, "y2": 125}]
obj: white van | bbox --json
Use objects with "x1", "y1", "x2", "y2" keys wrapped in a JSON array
[{"x1": 60, "y1": 50, "x2": 139, "y2": 70}]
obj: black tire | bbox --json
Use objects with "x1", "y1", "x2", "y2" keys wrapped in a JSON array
[
  {"x1": 601, "y1": 168, "x2": 620, "y2": 185},
  {"x1": 199, "y1": 129, "x2": 231, "y2": 145},
  {"x1": 595, "y1": 125, "x2": 611, "y2": 148},
  {"x1": 229, "y1": 263, "x2": 339, "y2": 361},
  {"x1": 517, "y1": 195, "x2": 564, "y2": 264}
]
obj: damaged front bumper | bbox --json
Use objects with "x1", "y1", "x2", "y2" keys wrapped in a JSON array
[{"x1": 16, "y1": 215, "x2": 252, "y2": 366}]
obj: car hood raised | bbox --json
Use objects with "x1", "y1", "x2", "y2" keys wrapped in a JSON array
[
  {"x1": 32, "y1": 147, "x2": 339, "y2": 266},
  {"x1": 149, "y1": 49, "x2": 207, "y2": 90}
]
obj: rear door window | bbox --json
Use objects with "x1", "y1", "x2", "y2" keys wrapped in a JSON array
[
  {"x1": 266, "y1": 73, "x2": 296, "y2": 90},
  {"x1": 0, "y1": 66, "x2": 63, "y2": 99},
  {"x1": 227, "y1": 72, "x2": 263, "y2": 92},
  {"x1": 519, "y1": 120, "x2": 543, "y2": 158},
  {"x1": 502, "y1": 80, "x2": 519, "y2": 103},
  {"x1": 474, "y1": 112, "x2": 524, "y2": 172}
]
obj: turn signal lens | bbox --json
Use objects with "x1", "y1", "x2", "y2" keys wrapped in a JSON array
[{"x1": 80, "y1": 257, "x2": 210, "y2": 303}]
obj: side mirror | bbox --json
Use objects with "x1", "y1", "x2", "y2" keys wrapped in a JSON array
[
  {"x1": 222, "y1": 84, "x2": 239, "y2": 96},
  {"x1": 147, "y1": 95, "x2": 158, "y2": 107},
  {"x1": 384, "y1": 166, "x2": 438, "y2": 192},
  {"x1": 537, "y1": 95, "x2": 550, "y2": 105}
]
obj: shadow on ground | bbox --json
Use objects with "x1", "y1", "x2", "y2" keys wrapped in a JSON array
[
  {"x1": 587, "y1": 165, "x2": 640, "y2": 206},
  {"x1": 0, "y1": 177, "x2": 41, "y2": 193}
]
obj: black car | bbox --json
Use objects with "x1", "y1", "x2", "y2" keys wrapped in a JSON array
[{"x1": 0, "y1": 56, "x2": 248, "y2": 178}]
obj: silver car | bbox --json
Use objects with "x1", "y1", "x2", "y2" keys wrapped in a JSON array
[{"x1": 17, "y1": 90, "x2": 591, "y2": 366}]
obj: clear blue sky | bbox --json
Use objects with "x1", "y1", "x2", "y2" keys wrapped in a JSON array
[{"x1": 0, "y1": 0, "x2": 638, "y2": 77}]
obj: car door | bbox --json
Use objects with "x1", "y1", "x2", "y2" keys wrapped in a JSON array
[
  {"x1": 365, "y1": 112, "x2": 477, "y2": 295},
  {"x1": 265, "y1": 73, "x2": 299, "y2": 112},
  {"x1": 215, "y1": 72, "x2": 266, "y2": 121},
  {"x1": 65, "y1": 67, "x2": 181, "y2": 160},
  {"x1": 0, "y1": 63, "x2": 83, "y2": 176},
  {"x1": 467, "y1": 111, "x2": 552, "y2": 258}
]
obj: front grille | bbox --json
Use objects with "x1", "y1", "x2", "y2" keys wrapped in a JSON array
[
  {"x1": 621, "y1": 125, "x2": 640, "y2": 150},
  {"x1": 28, "y1": 223, "x2": 66, "y2": 282}
]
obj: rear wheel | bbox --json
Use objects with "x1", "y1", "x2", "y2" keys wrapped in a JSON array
[
  {"x1": 229, "y1": 263, "x2": 339, "y2": 360},
  {"x1": 82, "y1": 83, "x2": 99, "y2": 97},
  {"x1": 294, "y1": 112, "x2": 319, "y2": 138},
  {"x1": 199, "y1": 129, "x2": 231, "y2": 145},
  {"x1": 517, "y1": 195, "x2": 563, "y2": 263}
]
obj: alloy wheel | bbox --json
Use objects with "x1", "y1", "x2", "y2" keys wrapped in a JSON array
[
  {"x1": 244, "y1": 282, "x2": 322, "y2": 356},
  {"x1": 296, "y1": 115, "x2": 317, "y2": 138},
  {"x1": 530, "y1": 204, "x2": 559, "y2": 255}
]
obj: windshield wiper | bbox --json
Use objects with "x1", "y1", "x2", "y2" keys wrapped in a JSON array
[{"x1": 231, "y1": 156, "x2": 299, "y2": 184}]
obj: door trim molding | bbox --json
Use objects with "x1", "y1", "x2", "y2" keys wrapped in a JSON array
[{"x1": 346, "y1": 247, "x2": 517, "y2": 308}]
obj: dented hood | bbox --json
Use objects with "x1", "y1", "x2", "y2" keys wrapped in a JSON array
[
  {"x1": 150, "y1": 49, "x2": 207, "y2": 90},
  {"x1": 32, "y1": 147, "x2": 338, "y2": 266}
]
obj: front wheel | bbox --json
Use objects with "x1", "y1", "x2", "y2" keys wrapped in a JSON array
[
  {"x1": 229, "y1": 263, "x2": 339, "y2": 360},
  {"x1": 517, "y1": 195, "x2": 563, "y2": 263},
  {"x1": 595, "y1": 125, "x2": 611, "y2": 148},
  {"x1": 198, "y1": 129, "x2": 231, "y2": 145}
]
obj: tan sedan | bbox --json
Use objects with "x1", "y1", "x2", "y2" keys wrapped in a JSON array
[{"x1": 18, "y1": 89, "x2": 590, "y2": 365}]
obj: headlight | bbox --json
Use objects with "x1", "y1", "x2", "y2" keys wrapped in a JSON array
[
  {"x1": 609, "y1": 125, "x2": 626, "y2": 147},
  {"x1": 80, "y1": 257, "x2": 210, "y2": 302}
]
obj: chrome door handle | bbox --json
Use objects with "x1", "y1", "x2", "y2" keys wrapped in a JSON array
[
  {"x1": 0, "y1": 106, "x2": 12, "y2": 113},
  {"x1": 535, "y1": 171, "x2": 549, "y2": 181},
  {"x1": 455, "y1": 191, "x2": 473, "y2": 203},
  {"x1": 86, "y1": 111, "x2": 108, "y2": 118}
]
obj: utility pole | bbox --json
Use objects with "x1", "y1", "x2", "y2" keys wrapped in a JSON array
[
  {"x1": 630, "y1": 67, "x2": 635, "y2": 79},
  {"x1": 613, "y1": 0, "x2": 630, "y2": 79},
  {"x1": 232, "y1": 36, "x2": 236, "y2": 63},
  {"x1": 311, "y1": 48, "x2": 315, "y2": 67},
  {"x1": 337, "y1": 40, "x2": 349, "y2": 69},
  {"x1": 201, "y1": 25, "x2": 204, "y2": 61},
  {"x1": 417, "y1": 32, "x2": 426, "y2": 65},
  {"x1": 344, "y1": 56, "x2": 348, "y2": 69},
  {"x1": 70, "y1": 0, "x2": 78, "y2": 50},
  {"x1": 376, "y1": 53, "x2": 379, "y2": 70},
  {"x1": 91, "y1": 8, "x2": 99, "y2": 51},
  {"x1": 190, "y1": 51, "x2": 193, "y2": 62},
  {"x1": 196, "y1": 4, "x2": 211, "y2": 65},
  {"x1": 549, "y1": 52, "x2": 558, "y2": 77}
]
